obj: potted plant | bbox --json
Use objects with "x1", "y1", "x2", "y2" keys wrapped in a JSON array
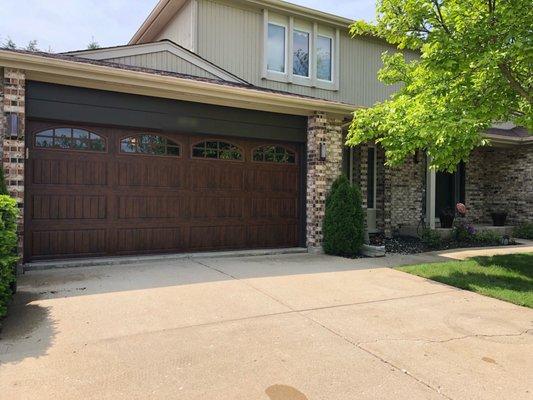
[
  {"x1": 439, "y1": 207, "x2": 455, "y2": 228},
  {"x1": 491, "y1": 211, "x2": 508, "y2": 226}
]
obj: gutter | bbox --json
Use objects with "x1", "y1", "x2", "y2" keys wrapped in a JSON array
[
  {"x1": 0, "y1": 50, "x2": 356, "y2": 117},
  {"x1": 485, "y1": 133, "x2": 533, "y2": 146}
]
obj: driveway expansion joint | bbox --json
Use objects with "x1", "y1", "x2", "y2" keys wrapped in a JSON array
[{"x1": 193, "y1": 258, "x2": 456, "y2": 400}]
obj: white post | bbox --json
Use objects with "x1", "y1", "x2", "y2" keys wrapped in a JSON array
[{"x1": 426, "y1": 157, "x2": 436, "y2": 229}]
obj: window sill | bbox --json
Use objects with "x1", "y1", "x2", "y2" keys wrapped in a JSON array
[{"x1": 263, "y1": 71, "x2": 338, "y2": 91}]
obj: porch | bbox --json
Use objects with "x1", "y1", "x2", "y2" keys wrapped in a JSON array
[{"x1": 342, "y1": 134, "x2": 532, "y2": 238}]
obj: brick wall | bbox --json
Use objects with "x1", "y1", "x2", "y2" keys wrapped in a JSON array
[
  {"x1": 385, "y1": 151, "x2": 425, "y2": 235},
  {"x1": 466, "y1": 145, "x2": 533, "y2": 224},
  {"x1": 306, "y1": 112, "x2": 343, "y2": 252},
  {"x1": 0, "y1": 68, "x2": 26, "y2": 255}
]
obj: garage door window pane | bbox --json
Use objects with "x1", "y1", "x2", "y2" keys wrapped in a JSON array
[
  {"x1": 120, "y1": 134, "x2": 181, "y2": 157},
  {"x1": 252, "y1": 145, "x2": 296, "y2": 164},
  {"x1": 192, "y1": 141, "x2": 243, "y2": 161},
  {"x1": 35, "y1": 128, "x2": 106, "y2": 152}
]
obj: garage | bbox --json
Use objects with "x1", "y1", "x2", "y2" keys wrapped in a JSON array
[{"x1": 24, "y1": 83, "x2": 307, "y2": 261}]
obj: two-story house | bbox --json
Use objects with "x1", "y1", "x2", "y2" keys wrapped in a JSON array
[{"x1": 0, "y1": 0, "x2": 531, "y2": 263}]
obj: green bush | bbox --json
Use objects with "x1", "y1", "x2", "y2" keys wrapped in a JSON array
[
  {"x1": 323, "y1": 175, "x2": 364, "y2": 257},
  {"x1": 420, "y1": 228, "x2": 441, "y2": 249},
  {"x1": 0, "y1": 195, "x2": 19, "y2": 319},
  {"x1": 513, "y1": 223, "x2": 533, "y2": 239},
  {"x1": 474, "y1": 230, "x2": 501, "y2": 245}
]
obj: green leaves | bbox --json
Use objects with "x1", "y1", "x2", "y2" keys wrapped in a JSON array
[
  {"x1": 323, "y1": 176, "x2": 365, "y2": 257},
  {"x1": 348, "y1": 0, "x2": 532, "y2": 171}
]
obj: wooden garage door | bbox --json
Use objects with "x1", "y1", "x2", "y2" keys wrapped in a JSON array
[{"x1": 25, "y1": 121, "x2": 302, "y2": 261}]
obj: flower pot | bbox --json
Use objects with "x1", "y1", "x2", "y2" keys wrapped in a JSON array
[
  {"x1": 491, "y1": 212, "x2": 507, "y2": 227},
  {"x1": 439, "y1": 214, "x2": 455, "y2": 228}
]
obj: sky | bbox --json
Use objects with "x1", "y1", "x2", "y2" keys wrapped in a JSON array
[{"x1": 0, "y1": 0, "x2": 376, "y2": 53}]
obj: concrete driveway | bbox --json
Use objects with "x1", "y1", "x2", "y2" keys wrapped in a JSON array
[{"x1": 1, "y1": 253, "x2": 532, "y2": 400}]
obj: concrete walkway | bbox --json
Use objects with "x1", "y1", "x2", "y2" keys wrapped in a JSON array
[{"x1": 1, "y1": 248, "x2": 532, "y2": 399}]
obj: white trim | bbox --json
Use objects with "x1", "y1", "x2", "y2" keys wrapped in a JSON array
[
  {"x1": 190, "y1": 0, "x2": 198, "y2": 52},
  {"x1": 316, "y1": 33, "x2": 334, "y2": 84},
  {"x1": 265, "y1": 21, "x2": 289, "y2": 78},
  {"x1": 0, "y1": 49, "x2": 357, "y2": 117},
  {"x1": 66, "y1": 41, "x2": 246, "y2": 84},
  {"x1": 366, "y1": 145, "x2": 377, "y2": 210},
  {"x1": 291, "y1": 27, "x2": 311, "y2": 80},
  {"x1": 262, "y1": 16, "x2": 338, "y2": 90},
  {"x1": 426, "y1": 157, "x2": 436, "y2": 230}
]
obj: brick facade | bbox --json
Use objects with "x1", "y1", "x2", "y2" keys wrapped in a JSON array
[
  {"x1": 466, "y1": 145, "x2": 533, "y2": 224},
  {"x1": 0, "y1": 68, "x2": 26, "y2": 256},
  {"x1": 306, "y1": 112, "x2": 343, "y2": 252}
]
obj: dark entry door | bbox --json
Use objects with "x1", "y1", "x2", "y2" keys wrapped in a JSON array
[{"x1": 25, "y1": 121, "x2": 302, "y2": 261}]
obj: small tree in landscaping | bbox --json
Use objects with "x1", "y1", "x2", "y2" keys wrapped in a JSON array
[
  {"x1": 0, "y1": 195, "x2": 19, "y2": 319},
  {"x1": 323, "y1": 175, "x2": 364, "y2": 257}
]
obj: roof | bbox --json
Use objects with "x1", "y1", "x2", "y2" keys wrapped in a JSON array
[
  {"x1": 487, "y1": 126, "x2": 531, "y2": 138},
  {"x1": 61, "y1": 39, "x2": 249, "y2": 84},
  {"x1": 130, "y1": 0, "x2": 357, "y2": 45},
  {"x1": 3, "y1": 48, "x2": 344, "y2": 101},
  {"x1": 0, "y1": 48, "x2": 356, "y2": 117}
]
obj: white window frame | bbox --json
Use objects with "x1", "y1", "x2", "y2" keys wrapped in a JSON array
[
  {"x1": 262, "y1": 9, "x2": 339, "y2": 91},
  {"x1": 266, "y1": 21, "x2": 288, "y2": 76},
  {"x1": 292, "y1": 28, "x2": 311, "y2": 79},
  {"x1": 316, "y1": 33, "x2": 334, "y2": 83}
]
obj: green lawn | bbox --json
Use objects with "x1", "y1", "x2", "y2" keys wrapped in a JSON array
[{"x1": 397, "y1": 253, "x2": 533, "y2": 308}]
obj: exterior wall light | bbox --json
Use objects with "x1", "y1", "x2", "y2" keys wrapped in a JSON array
[
  {"x1": 7, "y1": 113, "x2": 19, "y2": 138},
  {"x1": 319, "y1": 142, "x2": 327, "y2": 161}
]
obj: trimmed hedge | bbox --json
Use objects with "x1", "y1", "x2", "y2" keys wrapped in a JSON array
[
  {"x1": 0, "y1": 195, "x2": 19, "y2": 319},
  {"x1": 323, "y1": 175, "x2": 364, "y2": 257}
]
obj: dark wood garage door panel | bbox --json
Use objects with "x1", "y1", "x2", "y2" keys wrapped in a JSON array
[
  {"x1": 26, "y1": 122, "x2": 302, "y2": 261},
  {"x1": 30, "y1": 194, "x2": 107, "y2": 221},
  {"x1": 31, "y1": 229, "x2": 108, "y2": 258},
  {"x1": 32, "y1": 158, "x2": 108, "y2": 186},
  {"x1": 117, "y1": 195, "x2": 189, "y2": 219}
]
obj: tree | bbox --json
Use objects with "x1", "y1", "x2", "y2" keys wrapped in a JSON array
[
  {"x1": 323, "y1": 175, "x2": 365, "y2": 257},
  {"x1": 26, "y1": 40, "x2": 39, "y2": 52},
  {"x1": 87, "y1": 37, "x2": 101, "y2": 50},
  {"x1": 347, "y1": 0, "x2": 532, "y2": 171},
  {"x1": 1, "y1": 37, "x2": 17, "y2": 50}
]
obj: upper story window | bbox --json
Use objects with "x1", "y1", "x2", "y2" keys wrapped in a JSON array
[
  {"x1": 267, "y1": 23, "x2": 286, "y2": 73},
  {"x1": 293, "y1": 30, "x2": 309, "y2": 77},
  {"x1": 35, "y1": 127, "x2": 106, "y2": 152},
  {"x1": 263, "y1": 10, "x2": 338, "y2": 90},
  {"x1": 317, "y1": 35, "x2": 332, "y2": 81},
  {"x1": 120, "y1": 134, "x2": 180, "y2": 156}
]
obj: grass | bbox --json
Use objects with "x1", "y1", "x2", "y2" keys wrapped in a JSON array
[{"x1": 397, "y1": 253, "x2": 533, "y2": 308}]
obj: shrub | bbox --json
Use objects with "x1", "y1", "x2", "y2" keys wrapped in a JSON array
[
  {"x1": 513, "y1": 223, "x2": 533, "y2": 239},
  {"x1": 420, "y1": 228, "x2": 441, "y2": 249},
  {"x1": 323, "y1": 175, "x2": 364, "y2": 257},
  {"x1": 0, "y1": 195, "x2": 19, "y2": 319},
  {"x1": 474, "y1": 230, "x2": 501, "y2": 245},
  {"x1": 453, "y1": 220, "x2": 476, "y2": 243}
]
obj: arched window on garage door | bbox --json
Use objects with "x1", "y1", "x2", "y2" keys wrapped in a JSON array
[
  {"x1": 34, "y1": 127, "x2": 106, "y2": 152},
  {"x1": 252, "y1": 145, "x2": 296, "y2": 164},
  {"x1": 120, "y1": 134, "x2": 181, "y2": 157},
  {"x1": 192, "y1": 140, "x2": 243, "y2": 161}
]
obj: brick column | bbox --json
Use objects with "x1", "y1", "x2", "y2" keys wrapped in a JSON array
[
  {"x1": 0, "y1": 68, "x2": 26, "y2": 257},
  {"x1": 306, "y1": 112, "x2": 343, "y2": 253}
]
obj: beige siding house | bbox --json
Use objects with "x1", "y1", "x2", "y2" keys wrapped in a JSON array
[{"x1": 0, "y1": 0, "x2": 531, "y2": 263}]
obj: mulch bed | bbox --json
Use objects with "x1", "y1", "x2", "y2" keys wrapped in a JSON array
[{"x1": 368, "y1": 233, "x2": 519, "y2": 255}]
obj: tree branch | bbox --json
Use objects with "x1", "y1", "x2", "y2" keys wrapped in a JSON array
[
  {"x1": 432, "y1": 0, "x2": 451, "y2": 35},
  {"x1": 499, "y1": 63, "x2": 532, "y2": 103}
]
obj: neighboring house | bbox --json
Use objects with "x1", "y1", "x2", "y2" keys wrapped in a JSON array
[{"x1": 0, "y1": 0, "x2": 531, "y2": 263}]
